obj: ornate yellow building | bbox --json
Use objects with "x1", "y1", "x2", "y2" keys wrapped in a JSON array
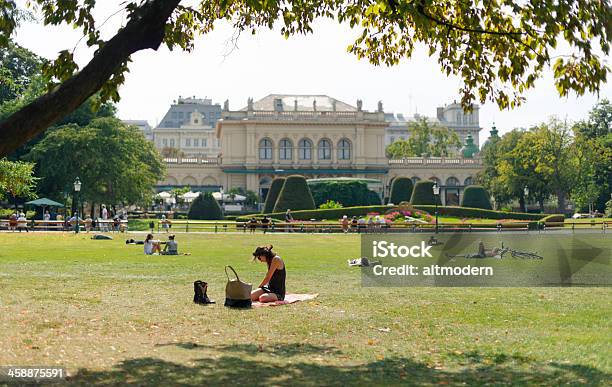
[{"x1": 159, "y1": 94, "x2": 484, "y2": 205}]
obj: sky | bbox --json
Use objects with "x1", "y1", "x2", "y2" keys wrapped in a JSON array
[{"x1": 13, "y1": 2, "x2": 611, "y2": 145}]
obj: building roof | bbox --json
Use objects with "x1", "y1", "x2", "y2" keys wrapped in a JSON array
[{"x1": 241, "y1": 94, "x2": 357, "y2": 112}]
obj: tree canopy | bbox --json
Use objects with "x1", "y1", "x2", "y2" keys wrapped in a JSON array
[
  {"x1": 386, "y1": 117, "x2": 461, "y2": 158},
  {"x1": 26, "y1": 117, "x2": 165, "y2": 206},
  {"x1": 0, "y1": 158, "x2": 37, "y2": 201},
  {"x1": 0, "y1": 0, "x2": 610, "y2": 155}
]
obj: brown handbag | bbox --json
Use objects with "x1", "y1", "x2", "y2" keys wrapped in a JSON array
[{"x1": 224, "y1": 266, "x2": 252, "y2": 308}]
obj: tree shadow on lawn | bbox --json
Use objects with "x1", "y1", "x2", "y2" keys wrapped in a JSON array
[
  {"x1": 62, "y1": 346, "x2": 609, "y2": 386},
  {"x1": 154, "y1": 342, "x2": 341, "y2": 356}
]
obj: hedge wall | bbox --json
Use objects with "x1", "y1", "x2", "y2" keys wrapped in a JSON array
[
  {"x1": 412, "y1": 205, "x2": 545, "y2": 220},
  {"x1": 263, "y1": 177, "x2": 285, "y2": 213},
  {"x1": 460, "y1": 185, "x2": 492, "y2": 210},
  {"x1": 309, "y1": 180, "x2": 381, "y2": 207},
  {"x1": 541, "y1": 214, "x2": 565, "y2": 223},
  {"x1": 237, "y1": 205, "x2": 548, "y2": 222},
  {"x1": 273, "y1": 175, "x2": 316, "y2": 212},
  {"x1": 389, "y1": 177, "x2": 414, "y2": 205}
]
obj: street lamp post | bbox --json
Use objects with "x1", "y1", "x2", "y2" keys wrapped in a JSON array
[
  {"x1": 73, "y1": 177, "x2": 81, "y2": 234},
  {"x1": 433, "y1": 182, "x2": 440, "y2": 234}
]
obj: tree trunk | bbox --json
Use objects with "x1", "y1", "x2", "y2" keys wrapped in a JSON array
[
  {"x1": 539, "y1": 199, "x2": 544, "y2": 212},
  {"x1": 557, "y1": 190, "x2": 566, "y2": 213},
  {"x1": 519, "y1": 196, "x2": 526, "y2": 212},
  {"x1": 0, "y1": 0, "x2": 181, "y2": 156}
]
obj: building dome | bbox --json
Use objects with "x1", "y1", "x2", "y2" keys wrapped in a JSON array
[{"x1": 461, "y1": 132, "x2": 479, "y2": 158}]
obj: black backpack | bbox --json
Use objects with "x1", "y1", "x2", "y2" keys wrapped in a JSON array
[{"x1": 193, "y1": 280, "x2": 215, "y2": 305}]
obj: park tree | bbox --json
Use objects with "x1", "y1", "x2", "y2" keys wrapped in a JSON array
[
  {"x1": 0, "y1": 158, "x2": 37, "y2": 203},
  {"x1": 480, "y1": 129, "x2": 534, "y2": 211},
  {"x1": 26, "y1": 117, "x2": 165, "y2": 211},
  {"x1": 385, "y1": 118, "x2": 460, "y2": 158},
  {"x1": 188, "y1": 192, "x2": 224, "y2": 220},
  {"x1": 263, "y1": 177, "x2": 285, "y2": 213},
  {"x1": 1, "y1": 0, "x2": 610, "y2": 155},
  {"x1": 0, "y1": 42, "x2": 43, "y2": 104},
  {"x1": 573, "y1": 100, "x2": 612, "y2": 211},
  {"x1": 273, "y1": 175, "x2": 315, "y2": 212}
]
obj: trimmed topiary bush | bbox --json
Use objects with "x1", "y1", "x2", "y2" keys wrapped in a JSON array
[
  {"x1": 410, "y1": 180, "x2": 441, "y2": 205},
  {"x1": 263, "y1": 177, "x2": 285, "y2": 213},
  {"x1": 188, "y1": 192, "x2": 224, "y2": 220},
  {"x1": 389, "y1": 177, "x2": 413, "y2": 205},
  {"x1": 273, "y1": 175, "x2": 316, "y2": 212},
  {"x1": 460, "y1": 185, "x2": 492, "y2": 210}
]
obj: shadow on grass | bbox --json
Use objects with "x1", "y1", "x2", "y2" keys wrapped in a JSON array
[
  {"x1": 61, "y1": 347, "x2": 609, "y2": 386},
  {"x1": 154, "y1": 342, "x2": 341, "y2": 356}
]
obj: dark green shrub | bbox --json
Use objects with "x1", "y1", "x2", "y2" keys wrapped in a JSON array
[
  {"x1": 188, "y1": 192, "x2": 224, "y2": 220},
  {"x1": 309, "y1": 180, "x2": 380, "y2": 207},
  {"x1": 389, "y1": 177, "x2": 413, "y2": 204},
  {"x1": 460, "y1": 185, "x2": 492, "y2": 210},
  {"x1": 263, "y1": 177, "x2": 285, "y2": 213},
  {"x1": 273, "y1": 175, "x2": 316, "y2": 212},
  {"x1": 410, "y1": 180, "x2": 441, "y2": 205}
]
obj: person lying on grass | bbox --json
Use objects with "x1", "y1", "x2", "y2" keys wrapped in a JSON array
[{"x1": 251, "y1": 245, "x2": 286, "y2": 303}]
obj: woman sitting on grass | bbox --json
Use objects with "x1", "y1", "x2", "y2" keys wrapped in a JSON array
[
  {"x1": 144, "y1": 234, "x2": 161, "y2": 255},
  {"x1": 251, "y1": 245, "x2": 286, "y2": 303}
]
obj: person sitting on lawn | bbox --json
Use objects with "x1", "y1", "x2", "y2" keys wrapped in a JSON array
[
  {"x1": 251, "y1": 245, "x2": 286, "y2": 302},
  {"x1": 144, "y1": 233, "x2": 162, "y2": 255},
  {"x1": 162, "y1": 234, "x2": 179, "y2": 255}
]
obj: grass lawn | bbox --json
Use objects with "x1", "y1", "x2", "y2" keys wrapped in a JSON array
[{"x1": 0, "y1": 233, "x2": 610, "y2": 385}]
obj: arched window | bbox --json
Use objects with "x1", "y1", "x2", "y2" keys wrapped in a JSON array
[
  {"x1": 279, "y1": 138, "x2": 293, "y2": 160},
  {"x1": 411, "y1": 176, "x2": 421, "y2": 185},
  {"x1": 318, "y1": 139, "x2": 332, "y2": 160},
  {"x1": 298, "y1": 138, "x2": 312, "y2": 160},
  {"x1": 259, "y1": 138, "x2": 273, "y2": 160},
  {"x1": 446, "y1": 177, "x2": 460, "y2": 186},
  {"x1": 464, "y1": 176, "x2": 474, "y2": 186},
  {"x1": 337, "y1": 138, "x2": 351, "y2": 160}
]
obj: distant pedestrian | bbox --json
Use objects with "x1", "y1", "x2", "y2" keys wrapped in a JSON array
[
  {"x1": 341, "y1": 215, "x2": 349, "y2": 233},
  {"x1": 9, "y1": 212, "x2": 17, "y2": 231},
  {"x1": 17, "y1": 212, "x2": 28, "y2": 232}
]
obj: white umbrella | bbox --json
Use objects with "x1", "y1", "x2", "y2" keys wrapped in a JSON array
[
  {"x1": 156, "y1": 191, "x2": 172, "y2": 199},
  {"x1": 212, "y1": 192, "x2": 246, "y2": 202},
  {"x1": 181, "y1": 191, "x2": 201, "y2": 203}
]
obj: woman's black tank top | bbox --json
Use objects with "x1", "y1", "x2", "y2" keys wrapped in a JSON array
[{"x1": 268, "y1": 256, "x2": 286, "y2": 296}]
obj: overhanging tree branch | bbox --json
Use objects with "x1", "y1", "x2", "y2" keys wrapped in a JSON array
[{"x1": 0, "y1": 0, "x2": 181, "y2": 157}]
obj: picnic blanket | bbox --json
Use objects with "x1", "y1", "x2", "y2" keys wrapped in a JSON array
[{"x1": 252, "y1": 293, "x2": 318, "y2": 308}]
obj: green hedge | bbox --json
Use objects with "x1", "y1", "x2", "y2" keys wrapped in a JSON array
[
  {"x1": 412, "y1": 205, "x2": 545, "y2": 220},
  {"x1": 273, "y1": 175, "x2": 316, "y2": 212},
  {"x1": 389, "y1": 177, "x2": 413, "y2": 205},
  {"x1": 460, "y1": 185, "x2": 492, "y2": 210},
  {"x1": 263, "y1": 177, "x2": 285, "y2": 213},
  {"x1": 237, "y1": 204, "x2": 548, "y2": 222},
  {"x1": 309, "y1": 180, "x2": 381, "y2": 207},
  {"x1": 540, "y1": 214, "x2": 565, "y2": 223},
  {"x1": 410, "y1": 180, "x2": 441, "y2": 205}
]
